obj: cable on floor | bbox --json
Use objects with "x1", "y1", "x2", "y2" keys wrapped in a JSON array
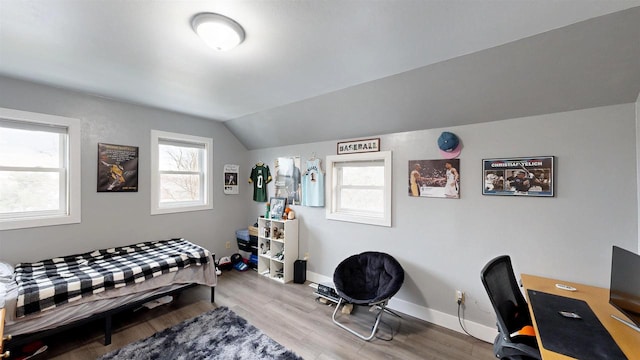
[{"x1": 457, "y1": 302, "x2": 485, "y2": 342}]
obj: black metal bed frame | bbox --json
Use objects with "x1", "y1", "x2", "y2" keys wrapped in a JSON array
[{"x1": 6, "y1": 284, "x2": 215, "y2": 352}]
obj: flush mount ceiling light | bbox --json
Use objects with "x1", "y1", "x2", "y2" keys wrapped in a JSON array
[{"x1": 192, "y1": 13, "x2": 245, "y2": 51}]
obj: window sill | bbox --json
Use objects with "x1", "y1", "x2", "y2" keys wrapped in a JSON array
[
  {"x1": 0, "y1": 213, "x2": 81, "y2": 231},
  {"x1": 326, "y1": 212, "x2": 390, "y2": 227},
  {"x1": 151, "y1": 204, "x2": 213, "y2": 215}
]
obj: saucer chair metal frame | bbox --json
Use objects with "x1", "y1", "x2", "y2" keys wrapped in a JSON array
[{"x1": 331, "y1": 251, "x2": 405, "y2": 341}]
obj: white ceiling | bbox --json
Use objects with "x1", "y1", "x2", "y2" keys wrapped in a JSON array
[{"x1": 1, "y1": 1, "x2": 639, "y2": 149}]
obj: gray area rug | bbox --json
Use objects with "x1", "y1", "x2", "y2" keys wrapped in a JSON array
[{"x1": 98, "y1": 306, "x2": 302, "y2": 360}]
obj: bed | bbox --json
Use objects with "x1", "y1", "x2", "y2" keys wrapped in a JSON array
[{"x1": 0, "y1": 238, "x2": 216, "y2": 350}]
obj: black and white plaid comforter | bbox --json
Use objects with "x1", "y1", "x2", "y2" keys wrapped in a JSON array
[{"x1": 14, "y1": 238, "x2": 210, "y2": 318}]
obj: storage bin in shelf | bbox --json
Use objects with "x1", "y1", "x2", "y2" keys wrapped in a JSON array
[{"x1": 257, "y1": 218, "x2": 298, "y2": 283}]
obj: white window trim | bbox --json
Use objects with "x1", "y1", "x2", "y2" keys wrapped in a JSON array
[
  {"x1": 0, "y1": 107, "x2": 81, "y2": 230},
  {"x1": 151, "y1": 130, "x2": 213, "y2": 215},
  {"x1": 326, "y1": 151, "x2": 392, "y2": 227}
]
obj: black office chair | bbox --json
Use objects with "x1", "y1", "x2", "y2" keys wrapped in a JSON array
[
  {"x1": 481, "y1": 255, "x2": 541, "y2": 360},
  {"x1": 332, "y1": 251, "x2": 404, "y2": 341}
]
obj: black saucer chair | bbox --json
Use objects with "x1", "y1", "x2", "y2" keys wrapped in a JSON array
[
  {"x1": 481, "y1": 255, "x2": 541, "y2": 360},
  {"x1": 332, "y1": 251, "x2": 404, "y2": 340}
]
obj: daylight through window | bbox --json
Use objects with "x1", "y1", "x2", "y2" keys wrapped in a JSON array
[
  {"x1": 0, "y1": 108, "x2": 81, "y2": 230},
  {"x1": 151, "y1": 130, "x2": 213, "y2": 214},
  {"x1": 326, "y1": 151, "x2": 392, "y2": 227}
]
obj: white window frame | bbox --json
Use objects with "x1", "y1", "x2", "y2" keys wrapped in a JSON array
[
  {"x1": 151, "y1": 130, "x2": 213, "y2": 215},
  {"x1": 326, "y1": 151, "x2": 392, "y2": 227},
  {"x1": 0, "y1": 107, "x2": 81, "y2": 230}
]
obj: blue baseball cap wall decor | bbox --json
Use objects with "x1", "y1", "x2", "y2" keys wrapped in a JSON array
[{"x1": 437, "y1": 131, "x2": 462, "y2": 159}]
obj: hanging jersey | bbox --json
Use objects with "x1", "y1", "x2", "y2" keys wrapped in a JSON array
[
  {"x1": 302, "y1": 159, "x2": 324, "y2": 207},
  {"x1": 249, "y1": 164, "x2": 272, "y2": 202}
]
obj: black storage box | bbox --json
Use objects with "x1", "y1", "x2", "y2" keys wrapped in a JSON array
[
  {"x1": 294, "y1": 259, "x2": 307, "y2": 284},
  {"x1": 236, "y1": 229, "x2": 258, "y2": 255}
]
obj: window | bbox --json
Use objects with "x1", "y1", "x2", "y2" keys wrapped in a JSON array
[
  {"x1": 326, "y1": 151, "x2": 392, "y2": 227},
  {"x1": 151, "y1": 130, "x2": 213, "y2": 214},
  {"x1": 0, "y1": 107, "x2": 81, "y2": 230}
]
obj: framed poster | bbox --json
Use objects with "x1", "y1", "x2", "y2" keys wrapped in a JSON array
[
  {"x1": 223, "y1": 164, "x2": 239, "y2": 194},
  {"x1": 482, "y1": 156, "x2": 554, "y2": 197},
  {"x1": 408, "y1": 159, "x2": 460, "y2": 199},
  {"x1": 274, "y1": 156, "x2": 301, "y2": 205},
  {"x1": 97, "y1": 143, "x2": 138, "y2": 192}
]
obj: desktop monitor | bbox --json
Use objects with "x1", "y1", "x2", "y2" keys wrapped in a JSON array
[{"x1": 609, "y1": 246, "x2": 640, "y2": 331}]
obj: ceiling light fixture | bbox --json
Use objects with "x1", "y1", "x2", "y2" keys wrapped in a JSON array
[{"x1": 192, "y1": 13, "x2": 245, "y2": 51}]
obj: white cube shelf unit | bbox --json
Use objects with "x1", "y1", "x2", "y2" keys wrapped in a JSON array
[{"x1": 257, "y1": 218, "x2": 299, "y2": 283}]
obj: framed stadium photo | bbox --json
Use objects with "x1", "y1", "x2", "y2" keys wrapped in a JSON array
[{"x1": 482, "y1": 156, "x2": 554, "y2": 197}]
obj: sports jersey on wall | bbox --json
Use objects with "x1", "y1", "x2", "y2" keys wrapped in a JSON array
[
  {"x1": 301, "y1": 158, "x2": 324, "y2": 207},
  {"x1": 249, "y1": 163, "x2": 272, "y2": 202}
]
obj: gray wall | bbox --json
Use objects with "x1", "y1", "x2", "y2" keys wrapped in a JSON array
[
  {"x1": 637, "y1": 94, "x2": 640, "y2": 253},
  {"x1": 0, "y1": 76, "x2": 249, "y2": 263},
  {"x1": 247, "y1": 103, "x2": 638, "y2": 327},
  {"x1": 1, "y1": 74, "x2": 637, "y2": 332}
]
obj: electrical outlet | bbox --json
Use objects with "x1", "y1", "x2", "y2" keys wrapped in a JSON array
[
  {"x1": 456, "y1": 290, "x2": 464, "y2": 304},
  {"x1": 225, "y1": 241, "x2": 231, "y2": 249}
]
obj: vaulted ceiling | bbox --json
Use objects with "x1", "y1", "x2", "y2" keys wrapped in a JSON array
[{"x1": 1, "y1": 1, "x2": 639, "y2": 149}]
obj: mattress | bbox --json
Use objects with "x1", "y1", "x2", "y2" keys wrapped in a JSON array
[{"x1": 4, "y1": 254, "x2": 216, "y2": 336}]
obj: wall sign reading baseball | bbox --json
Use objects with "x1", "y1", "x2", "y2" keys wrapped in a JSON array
[
  {"x1": 482, "y1": 156, "x2": 554, "y2": 197},
  {"x1": 337, "y1": 138, "x2": 380, "y2": 155}
]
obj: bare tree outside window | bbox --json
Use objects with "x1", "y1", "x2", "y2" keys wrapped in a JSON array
[{"x1": 158, "y1": 144, "x2": 203, "y2": 203}]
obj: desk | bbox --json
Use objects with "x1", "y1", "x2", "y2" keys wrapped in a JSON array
[{"x1": 522, "y1": 274, "x2": 639, "y2": 359}]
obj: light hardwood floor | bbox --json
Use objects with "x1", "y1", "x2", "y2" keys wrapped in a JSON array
[{"x1": 37, "y1": 270, "x2": 494, "y2": 359}]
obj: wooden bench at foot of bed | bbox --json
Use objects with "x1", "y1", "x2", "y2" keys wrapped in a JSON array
[{"x1": 5, "y1": 284, "x2": 215, "y2": 352}]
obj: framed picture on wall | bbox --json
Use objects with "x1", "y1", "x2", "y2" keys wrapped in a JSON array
[
  {"x1": 223, "y1": 164, "x2": 239, "y2": 195},
  {"x1": 274, "y1": 156, "x2": 302, "y2": 205},
  {"x1": 482, "y1": 156, "x2": 554, "y2": 197},
  {"x1": 97, "y1": 143, "x2": 139, "y2": 192},
  {"x1": 408, "y1": 159, "x2": 460, "y2": 199}
]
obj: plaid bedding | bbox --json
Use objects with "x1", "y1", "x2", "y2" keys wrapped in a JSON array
[{"x1": 14, "y1": 238, "x2": 210, "y2": 318}]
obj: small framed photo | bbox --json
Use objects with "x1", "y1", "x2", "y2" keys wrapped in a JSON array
[
  {"x1": 482, "y1": 156, "x2": 554, "y2": 197},
  {"x1": 269, "y1": 197, "x2": 287, "y2": 220}
]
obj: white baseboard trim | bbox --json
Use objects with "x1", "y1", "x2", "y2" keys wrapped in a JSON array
[
  {"x1": 306, "y1": 270, "x2": 332, "y2": 285},
  {"x1": 306, "y1": 270, "x2": 496, "y2": 343},
  {"x1": 387, "y1": 297, "x2": 497, "y2": 343}
]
